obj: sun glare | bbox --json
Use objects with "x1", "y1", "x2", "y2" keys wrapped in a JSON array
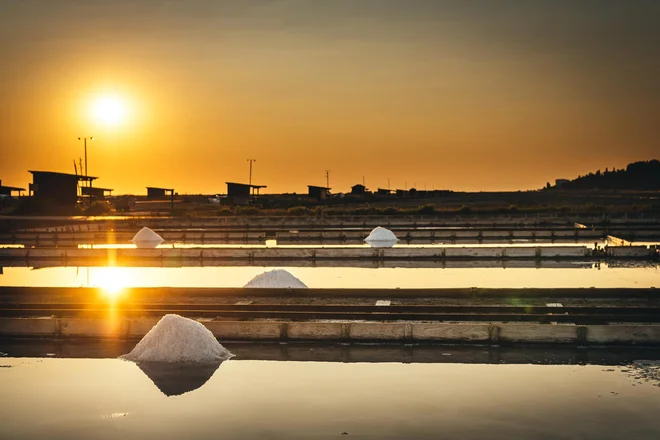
[
  {"x1": 91, "y1": 95, "x2": 127, "y2": 126},
  {"x1": 93, "y1": 267, "x2": 130, "y2": 298}
]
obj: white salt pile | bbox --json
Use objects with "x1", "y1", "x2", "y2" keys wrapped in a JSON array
[
  {"x1": 364, "y1": 226, "x2": 398, "y2": 248},
  {"x1": 131, "y1": 227, "x2": 164, "y2": 248},
  {"x1": 244, "y1": 269, "x2": 308, "y2": 288},
  {"x1": 121, "y1": 314, "x2": 232, "y2": 363},
  {"x1": 365, "y1": 226, "x2": 398, "y2": 241}
]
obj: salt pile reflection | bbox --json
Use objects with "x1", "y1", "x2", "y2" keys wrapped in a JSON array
[
  {"x1": 135, "y1": 361, "x2": 225, "y2": 396},
  {"x1": 120, "y1": 314, "x2": 232, "y2": 396}
]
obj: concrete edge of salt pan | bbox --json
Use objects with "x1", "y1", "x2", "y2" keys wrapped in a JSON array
[
  {"x1": 364, "y1": 226, "x2": 398, "y2": 242},
  {"x1": 366, "y1": 239, "x2": 398, "y2": 248},
  {"x1": 131, "y1": 227, "x2": 165, "y2": 248},
  {"x1": 244, "y1": 269, "x2": 308, "y2": 288},
  {"x1": 120, "y1": 314, "x2": 233, "y2": 363}
]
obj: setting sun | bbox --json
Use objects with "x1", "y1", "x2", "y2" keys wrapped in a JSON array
[{"x1": 91, "y1": 95, "x2": 127, "y2": 126}]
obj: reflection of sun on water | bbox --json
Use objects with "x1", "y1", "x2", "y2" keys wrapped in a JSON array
[
  {"x1": 90, "y1": 267, "x2": 131, "y2": 337},
  {"x1": 92, "y1": 267, "x2": 132, "y2": 298}
]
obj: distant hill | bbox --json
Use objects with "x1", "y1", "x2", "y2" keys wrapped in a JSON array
[{"x1": 548, "y1": 160, "x2": 660, "y2": 191}]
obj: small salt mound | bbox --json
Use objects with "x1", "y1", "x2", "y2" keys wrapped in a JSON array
[
  {"x1": 244, "y1": 269, "x2": 308, "y2": 288},
  {"x1": 364, "y1": 226, "x2": 398, "y2": 247},
  {"x1": 131, "y1": 227, "x2": 164, "y2": 248},
  {"x1": 121, "y1": 314, "x2": 232, "y2": 363}
]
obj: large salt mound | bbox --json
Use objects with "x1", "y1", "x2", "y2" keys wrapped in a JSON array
[
  {"x1": 244, "y1": 269, "x2": 308, "y2": 288},
  {"x1": 121, "y1": 314, "x2": 232, "y2": 363},
  {"x1": 131, "y1": 227, "x2": 164, "y2": 248},
  {"x1": 364, "y1": 226, "x2": 398, "y2": 247}
]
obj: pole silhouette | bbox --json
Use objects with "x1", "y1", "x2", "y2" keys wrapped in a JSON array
[
  {"x1": 77, "y1": 137, "x2": 94, "y2": 183},
  {"x1": 247, "y1": 159, "x2": 256, "y2": 192}
]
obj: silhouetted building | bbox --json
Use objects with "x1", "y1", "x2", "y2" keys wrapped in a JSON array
[
  {"x1": 82, "y1": 186, "x2": 113, "y2": 200},
  {"x1": 432, "y1": 190, "x2": 452, "y2": 196},
  {"x1": 396, "y1": 189, "x2": 408, "y2": 197},
  {"x1": 308, "y1": 185, "x2": 331, "y2": 201},
  {"x1": 226, "y1": 182, "x2": 266, "y2": 205},
  {"x1": 146, "y1": 187, "x2": 174, "y2": 199},
  {"x1": 29, "y1": 171, "x2": 97, "y2": 206},
  {"x1": 376, "y1": 188, "x2": 392, "y2": 195},
  {"x1": 351, "y1": 184, "x2": 367, "y2": 195},
  {"x1": 0, "y1": 180, "x2": 25, "y2": 197},
  {"x1": 555, "y1": 179, "x2": 570, "y2": 188}
]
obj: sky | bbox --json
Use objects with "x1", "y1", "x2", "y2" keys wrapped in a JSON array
[{"x1": 0, "y1": 0, "x2": 659, "y2": 194}]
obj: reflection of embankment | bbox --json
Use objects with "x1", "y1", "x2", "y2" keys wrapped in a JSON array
[
  {"x1": 135, "y1": 361, "x2": 224, "y2": 396},
  {"x1": 4, "y1": 340, "x2": 660, "y2": 366}
]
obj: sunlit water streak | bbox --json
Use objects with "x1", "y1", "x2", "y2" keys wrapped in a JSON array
[{"x1": 0, "y1": 263, "x2": 658, "y2": 289}]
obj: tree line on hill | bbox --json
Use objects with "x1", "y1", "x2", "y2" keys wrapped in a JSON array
[{"x1": 546, "y1": 159, "x2": 660, "y2": 191}]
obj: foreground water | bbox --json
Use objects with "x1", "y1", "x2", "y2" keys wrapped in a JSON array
[
  {"x1": 0, "y1": 351, "x2": 659, "y2": 440},
  {"x1": 0, "y1": 263, "x2": 658, "y2": 289}
]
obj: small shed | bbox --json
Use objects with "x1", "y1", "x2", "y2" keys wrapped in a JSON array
[
  {"x1": 308, "y1": 185, "x2": 331, "y2": 201},
  {"x1": 146, "y1": 187, "x2": 174, "y2": 199},
  {"x1": 82, "y1": 186, "x2": 113, "y2": 200},
  {"x1": 0, "y1": 180, "x2": 25, "y2": 197},
  {"x1": 351, "y1": 184, "x2": 367, "y2": 195},
  {"x1": 29, "y1": 171, "x2": 97, "y2": 206},
  {"x1": 226, "y1": 182, "x2": 266, "y2": 205}
]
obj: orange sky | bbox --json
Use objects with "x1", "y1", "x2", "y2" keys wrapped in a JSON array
[{"x1": 1, "y1": 1, "x2": 658, "y2": 194}]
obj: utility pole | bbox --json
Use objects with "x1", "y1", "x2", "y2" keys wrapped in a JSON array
[
  {"x1": 77, "y1": 137, "x2": 94, "y2": 180},
  {"x1": 247, "y1": 159, "x2": 256, "y2": 186},
  {"x1": 362, "y1": 176, "x2": 365, "y2": 186},
  {"x1": 325, "y1": 170, "x2": 331, "y2": 189},
  {"x1": 78, "y1": 158, "x2": 83, "y2": 197},
  {"x1": 388, "y1": 178, "x2": 391, "y2": 190}
]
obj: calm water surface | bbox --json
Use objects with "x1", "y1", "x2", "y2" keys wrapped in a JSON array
[{"x1": 0, "y1": 357, "x2": 658, "y2": 440}]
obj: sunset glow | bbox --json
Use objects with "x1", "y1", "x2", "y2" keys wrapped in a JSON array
[{"x1": 0, "y1": 1, "x2": 658, "y2": 194}]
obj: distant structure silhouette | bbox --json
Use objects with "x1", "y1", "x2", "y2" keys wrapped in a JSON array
[
  {"x1": 29, "y1": 170, "x2": 97, "y2": 206},
  {"x1": 226, "y1": 182, "x2": 266, "y2": 205},
  {"x1": 308, "y1": 185, "x2": 331, "y2": 201},
  {"x1": 0, "y1": 180, "x2": 25, "y2": 198},
  {"x1": 351, "y1": 184, "x2": 367, "y2": 195}
]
